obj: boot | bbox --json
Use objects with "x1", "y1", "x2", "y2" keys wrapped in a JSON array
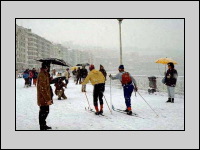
[
  {"x1": 99, "y1": 105, "x2": 103, "y2": 114},
  {"x1": 94, "y1": 106, "x2": 99, "y2": 115},
  {"x1": 166, "y1": 98, "x2": 171, "y2": 103},
  {"x1": 127, "y1": 110, "x2": 132, "y2": 115},
  {"x1": 171, "y1": 98, "x2": 174, "y2": 103},
  {"x1": 127, "y1": 107, "x2": 132, "y2": 115},
  {"x1": 58, "y1": 97, "x2": 61, "y2": 100}
]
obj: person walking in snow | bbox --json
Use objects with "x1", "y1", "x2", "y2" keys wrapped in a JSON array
[
  {"x1": 28, "y1": 69, "x2": 34, "y2": 87},
  {"x1": 54, "y1": 78, "x2": 67, "y2": 100},
  {"x1": 76, "y1": 67, "x2": 81, "y2": 84},
  {"x1": 23, "y1": 69, "x2": 29, "y2": 88},
  {"x1": 64, "y1": 68, "x2": 70, "y2": 88},
  {"x1": 99, "y1": 64, "x2": 107, "y2": 81},
  {"x1": 80, "y1": 65, "x2": 88, "y2": 92},
  {"x1": 109, "y1": 65, "x2": 138, "y2": 115},
  {"x1": 82, "y1": 65, "x2": 106, "y2": 115},
  {"x1": 37, "y1": 62, "x2": 53, "y2": 130},
  {"x1": 32, "y1": 68, "x2": 38, "y2": 86},
  {"x1": 72, "y1": 68, "x2": 77, "y2": 83},
  {"x1": 164, "y1": 62, "x2": 178, "y2": 103}
]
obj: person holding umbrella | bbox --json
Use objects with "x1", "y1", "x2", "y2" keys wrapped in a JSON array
[
  {"x1": 164, "y1": 62, "x2": 178, "y2": 103},
  {"x1": 37, "y1": 61, "x2": 53, "y2": 130}
]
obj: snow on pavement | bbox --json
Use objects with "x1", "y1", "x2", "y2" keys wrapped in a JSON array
[{"x1": 16, "y1": 78, "x2": 184, "y2": 130}]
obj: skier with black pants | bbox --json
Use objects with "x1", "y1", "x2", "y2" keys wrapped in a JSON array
[{"x1": 109, "y1": 65, "x2": 138, "y2": 115}]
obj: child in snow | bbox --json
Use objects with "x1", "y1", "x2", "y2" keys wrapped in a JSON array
[{"x1": 54, "y1": 78, "x2": 67, "y2": 100}]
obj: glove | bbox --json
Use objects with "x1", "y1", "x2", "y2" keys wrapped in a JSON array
[{"x1": 134, "y1": 87, "x2": 138, "y2": 92}]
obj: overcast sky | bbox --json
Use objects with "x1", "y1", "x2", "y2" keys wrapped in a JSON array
[{"x1": 16, "y1": 19, "x2": 184, "y2": 52}]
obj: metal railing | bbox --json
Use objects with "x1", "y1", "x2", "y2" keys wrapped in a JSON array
[{"x1": 106, "y1": 75, "x2": 184, "y2": 95}]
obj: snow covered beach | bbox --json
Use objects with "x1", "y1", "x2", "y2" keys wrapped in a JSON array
[{"x1": 16, "y1": 78, "x2": 184, "y2": 130}]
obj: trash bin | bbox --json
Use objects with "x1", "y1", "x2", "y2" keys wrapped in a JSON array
[{"x1": 148, "y1": 76, "x2": 157, "y2": 94}]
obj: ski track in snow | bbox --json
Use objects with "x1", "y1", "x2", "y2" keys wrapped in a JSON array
[{"x1": 16, "y1": 78, "x2": 184, "y2": 130}]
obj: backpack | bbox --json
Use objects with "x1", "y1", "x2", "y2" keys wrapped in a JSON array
[{"x1": 121, "y1": 72, "x2": 132, "y2": 85}]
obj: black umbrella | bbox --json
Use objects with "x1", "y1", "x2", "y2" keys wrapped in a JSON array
[
  {"x1": 76, "y1": 63, "x2": 90, "y2": 66},
  {"x1": 36, "y1": 58, "x2": 71, "y2": 66},
  {"x1": 50, "y1": 76, "x2": 66, "y2": 84}
]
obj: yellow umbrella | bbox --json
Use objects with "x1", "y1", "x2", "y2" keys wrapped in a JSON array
[
  {"x1": 155, "y1": 57, "x2": 178, "y2": 73},
  {"x1": 155, "y1": 57, "x2": 178, "y2": 64}
]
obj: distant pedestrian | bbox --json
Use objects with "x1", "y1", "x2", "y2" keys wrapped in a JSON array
[
  {"x1": 82, "y1": 65, "x2": 106, "y2": 115},
  {"x1": 29, "y1": 69, "x2": 34, "y2": 86},
  {"x1": 76, "y1": 67, "x2": 81, "y2": 84},
  {"x1": 64, "y1": 68, "x2": 70, "y2": 88},
  {"x1": 109, "y1": 65, "x2": 138, "y2": 115},
  {"x1": 37, "y1": 62, "x2": 53, "y2": 130},
  {"x1": 32, "y1": 68, "x2": 38, "y2": 86},
  {"x1": 99, "y1": 65, "x2": 107, "y2": 81},
  {"x1": 164, "y1": 62, "x2": 178, "y2": 103},
  {"x1": 72, "y1": 68, "x2": 77, "y2": 83},
  {"x1": 23, "y1": 69, "x2": 29, "y2": 88},
  {"x1": 80, "y1": 65, "x2": 88, "y2": 92}
]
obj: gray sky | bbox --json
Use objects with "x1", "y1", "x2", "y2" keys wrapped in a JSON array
[{"x1": 16, "y1": 19, "x2": 184, "y2": 52}]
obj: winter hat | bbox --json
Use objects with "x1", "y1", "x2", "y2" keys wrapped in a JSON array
[
  {"x1": 167, "y1": 62, "x2": 174, "y2": 69},
  {"x1": 119, "y1": 65, "x2": 124, "y2": 69},
  {"x1": 89, "y1": 64, "x2": 95, "y2": 71}
]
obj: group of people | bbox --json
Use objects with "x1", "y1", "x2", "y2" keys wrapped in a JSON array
[
  {"x1": 23, "y1": 68, "x2": 38, "y2": 87},
  {"x1": 36, "y1": 61, "x2": 178, "y2": 130}
]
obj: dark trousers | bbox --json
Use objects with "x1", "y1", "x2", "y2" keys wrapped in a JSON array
[
  {"x1": 123, "y1": 84, "x2": 134, "y2": 108},
  {"x1": 93, "y1": 83, "x2": 105, "y2": 106},
  {"x1": 29, "y1": 78, "x2": 32, "y2": 86},
  {"x1": 76, "y1": 76, "x2": 81, "y2": 84},
  {"x1": 39, "y1": 106, "x2": 49, "y2": 126}
]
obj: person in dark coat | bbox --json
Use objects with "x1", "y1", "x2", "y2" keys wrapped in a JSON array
[
  {"x1": 23, "y1": 69, "x2": 29, "y2": 88},
  {"x1": 76, "y1": 67, "x2": 81, "y2": 84},
  {"x1": 72, "y1": 68, "x2": 77, "y2": 83},
  {"x1": 37, "y1": 62, "x2": 53, "y2": 130},
  {"x1": 165, "y1": 62, "x2": 178, "y2": 103},
  {"x1": 32, "y1": 68, "x2": 38, "y2": 86},
  {"x1": 80, "y1": 65, "x2": 88, "y2": 92},
  {"x1": 99, "y1": 65, "x2": 107, "y2": 81}
]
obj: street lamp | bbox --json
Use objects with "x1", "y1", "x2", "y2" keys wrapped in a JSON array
[{"x1": 117, "y1": 19, "x2": 123, "y2": 65}]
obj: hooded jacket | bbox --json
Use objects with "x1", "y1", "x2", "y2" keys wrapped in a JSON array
[{"x1": 82, "y1": 69, "x2": 105, "y2": 85}]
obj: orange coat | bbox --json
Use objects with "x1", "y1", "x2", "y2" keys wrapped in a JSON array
[{"x1": 37, "y1": 69, "x2": 52, "y2": 106}]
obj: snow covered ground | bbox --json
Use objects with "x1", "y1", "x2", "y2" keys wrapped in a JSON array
[{"x1": 16, "y1": 78, "x2": 184, "y2": 130}]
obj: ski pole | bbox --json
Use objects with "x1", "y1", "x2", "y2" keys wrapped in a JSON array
[
  {"x1": 110, "y1": 77, "x2": 113, "y2": 113},
  {"x1": 137, "y1": 91, "x2": 159, "y2": 117},
  {"x1": 84, "y1": 92, "x2": 92, "y2": 110},
  {"x1": 103, "y1": 94, "x2": 112, "y2": 114}
]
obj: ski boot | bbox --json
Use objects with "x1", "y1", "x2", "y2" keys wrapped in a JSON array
[
  {"x1": 171, "y1": 98, "x2": 174, "y2": 103},
  {"x1": 127, "y1": 110, "x2": 133, "y2": 115}
]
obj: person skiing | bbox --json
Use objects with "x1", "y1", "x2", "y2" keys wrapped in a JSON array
[
  {"x1": 109, "y1": 65, "x2": 138, "y2": 115},
  {"x1": 64, "y1": 68, "x2": 70, "y2": 88},
  {"x1": 32, "y1": 68, "x2": 38, "y2": 86},
  {"x1": 29, "y1": 69, "x2": 34, "y2": 86},
  {"x1": 80, "y1": 65, "x2": 88, "y2": 92},
  {"x1": 164, "y1": 62, "x2": 178, "y2": 103},
  {"x1": 54, "y1": 78, "x2": 67, "y2": 100},
  {"x1": 37, "y1": 62, "x2": 53, "y2": 130},
  {"x1": 99, "y1": 64, "x2": 107, "y2": 81},
  {"x1": 23, "y1": 69, "x2": 29, "y2": 88},
  {"x1": 82, "y1": 64, "x2": 106, "y2": 115}
]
